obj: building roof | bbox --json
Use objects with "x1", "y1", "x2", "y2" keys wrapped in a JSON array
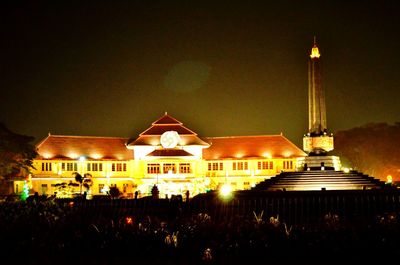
[
  {"x1": 36, "y1": 135, "x2": 133, "y2": 160},
  {"x1": 202, "y1": 135, "x2": 306, "y2": 160},
  {"x1": 146, "y1": 149, "x2": 194, "y2": 157},
  {"x1": 127, "y1": 113, "x2": 210, "y2": 147}
]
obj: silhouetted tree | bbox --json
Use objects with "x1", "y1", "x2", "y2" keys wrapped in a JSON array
[
  {"x1": 333, "y1": 122, "x2": 400, "y2": 181},
  {"x1": 151, "y1": 184, "x2": 159, "y2": 199},
  {"x1": 109, "y1": 186, "x2": 121, "y2": 199},
  {"x1": 0, "y1": 123, "x2": 37, "y2": 194},
  {"x1": 73, "y1": 172, "x2": 93, "y2": 195}
]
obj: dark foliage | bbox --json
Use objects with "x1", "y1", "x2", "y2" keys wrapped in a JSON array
[
  {"x1": 0, "y1": 123, "x2": 37, "y2": 179},
  {"x1": 334, "y1": 122, "x2": 400, "y2": 181}
]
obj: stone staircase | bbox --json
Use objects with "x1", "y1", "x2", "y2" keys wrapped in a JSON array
[{"x1": 254, "y1": 170, "x2": 386, "y2": 191}]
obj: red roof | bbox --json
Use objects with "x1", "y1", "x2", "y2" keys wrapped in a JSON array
[
  {"x1": 146, "y1": 149, "x2": 194, "y2": 157},
  {"x1": 152, "y1": 114, "x2": 183, "y2": 125},
  {"x1": 141, "y1": 125, "x2": 194, "y2": 135},
  {"x1": 202, "y1": 135, "x2": 306, "y2": 160},
  {"x1": 127, "y1": 113, "x2": 209, "y2": 147},
  {"x1": 36, "y1": 135, "x2": 133, "y2": 160}
]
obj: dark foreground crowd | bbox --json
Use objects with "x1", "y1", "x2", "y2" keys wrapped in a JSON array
[{"x1": 1, "y1": 198, "x2": 400, "y2": 265}]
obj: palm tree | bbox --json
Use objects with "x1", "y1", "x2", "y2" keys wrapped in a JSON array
[{"x1": 73, "y1": 172, "x2": 93, "y2": 195}]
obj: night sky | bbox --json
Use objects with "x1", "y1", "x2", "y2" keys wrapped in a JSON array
[{"x1": 1, "y1": 1, "x2": 399, "y2": 147}]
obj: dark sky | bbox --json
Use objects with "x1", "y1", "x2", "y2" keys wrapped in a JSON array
[{"x1": 1, "y1": 0, "x2": 399, "y2": 147}]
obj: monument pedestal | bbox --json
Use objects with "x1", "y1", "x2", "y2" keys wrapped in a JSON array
[{"x1": 297, "y1": 155, "x2": 341, "y2": 171}]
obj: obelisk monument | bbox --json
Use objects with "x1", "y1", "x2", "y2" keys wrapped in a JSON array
[{"x1": 302, "y1": 38, "x2": 340, "y2": 170}]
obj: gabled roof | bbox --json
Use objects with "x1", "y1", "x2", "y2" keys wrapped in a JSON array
[
  {"x1": 202, "y1": 135, "x2": 306, "y2": 160},
  {"x1": 146, "y1": 149, "x2": 194, "y2": 157},
  {"x1": 127, "y1": 113, "x2": 210, "y2": 147},
  {"x1": 36, "y1": 135, "x2": 133, "y2": 160},
  {"x1": 152, "y1": 113, "x2": 183, "y2": 125}
]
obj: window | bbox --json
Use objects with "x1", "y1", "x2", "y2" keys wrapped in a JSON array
[
  {"x1": 61, "y1": 163, "x2": 65, "y2": 171},
  {"x1": 113, "y1": 163, "x2": 127, "y2": 172},
  {"x1": 147, "y1": 163, "x2": 161, "y2": 174},
  {"x1": 66, "y1": 163, "x2": 77, "y2": 171},
  {"x1": 163, "y1": 163, "x2": 176, "y2": 174},
  {"x1": 41, "y1": 162, "x2": 52, "y2": 172},
  {"x1": 99, "y1": 163, "x2": 103, "y2": 171},
  {"x1": 123, "y1": 183, "x2": 129, "y2": 193},
  {"x1": 208, "y1": 162, "x2": 223, "y2": 171},
  {"x1": 283, "y1": 160, "x2": 293, "y2": 170},
  {"x1": 87, "y1": 163, "x2": 91, "y2": 171},
  {"x1": 258, "y1": 161, "x2": 273, "y2": 170},
  {"x1": 233, "y1": 161, "x2": 248, "y2": 170},
  {"x1": 179, "y1": 163, "x2": 191, "y2": 174},
  {"x1": 41, "y1": 184, "x2": 48, "y2": 194},
  {"x1": 98, "y1": 184, "x2": 104, "y2": 193}
]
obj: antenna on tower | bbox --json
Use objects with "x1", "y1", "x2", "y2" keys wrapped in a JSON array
[{"x1": 313, "y1": 36, "x2": 317, "y2": 46}]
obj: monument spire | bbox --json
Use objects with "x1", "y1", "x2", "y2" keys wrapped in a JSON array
[
  {"x1": 303, "y1": 38, "x2": 334, "y2": 155},
  {"x1": 308, "y1": 37, "x2": 326, "y2": 134}
]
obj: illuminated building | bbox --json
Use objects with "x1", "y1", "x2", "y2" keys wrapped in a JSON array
[{"x1": 25, "y1": 113, "x2": 306, "y2": 197}]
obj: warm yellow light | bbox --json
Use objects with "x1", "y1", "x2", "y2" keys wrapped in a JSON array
[
  {"x1": 343, "y1": 167, "x2": 350, "y2": 173},
  {"x1": 42, "y1": 153, "x2": 52, "y2": 159},
  {"x1": 263, "y1": 152, "x2": 272, "y2": 158},
  {"x1": 69, "y1": 153, "x2": 78, "y2": 159},
  {"x1": 204, "y1": 177, "x2": 211, "y2": 185},
  {"x1": 283, "y1": 151, "x2": 292, "y2": 158},
  {"x1": 91, "y1": 154, "x2": 102, "y2": 159},
  {"x1": 310, "y1": 45, "x2": 320, "y2": 58},
  {"x1": 220, "y1": 184, "x2": 232, "y2": 198},
  {"x1": 386, "y1": 175, "x2": 393, "y2": 184}
]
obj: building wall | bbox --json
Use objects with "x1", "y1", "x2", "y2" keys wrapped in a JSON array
[{"x1": 29, "y1": 156, "x2": 299, "y2": 197}]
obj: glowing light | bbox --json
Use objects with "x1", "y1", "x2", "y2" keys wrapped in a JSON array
[
  {"x1": 101, "y1": 184, "x2": 110, "y2": 194},
  {"x1": 79, "y1": 156, "x2": 86, "y2": 162},
  {"x1": 386, "y1": 175, "x2": 393, "y2": 184},
  {"x1": 91, "y1": 154, "x2": 102, "y2": 159},
  {"x1": 204, "y1": 177, "x2": 211, "y2": 185},
  {"x1": 310, "y1": 45, "x2": 320, "y2": 58},
  {"x1": 283, "y1": 151, "x2": 292, "y2": 158},
  {"x1": 263, "y1": 152, "x2": 272, "y2": 158},
  {"x1": 220, "y1": 184, "x2": 232, "y2": 198},
  {"x1": 69, "y1": 153, "x2": 78, "y2": 159},
  {"x1": 125, "y1": 217, "x2": 133, "y2": 224},
  {"x1": 235, "y1": 153, "x2": 243, "y2": 158},
  {"x1": 343, "y1": 167, "x2": 350, "y2": 173},
  {"x1": 42, "y1": 153, "x2": 52, "y2": 159}
]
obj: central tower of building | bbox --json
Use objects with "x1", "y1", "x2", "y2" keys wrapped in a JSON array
[{"x1": 303, "y1": 38, "x2": 334, "y2": 155}]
